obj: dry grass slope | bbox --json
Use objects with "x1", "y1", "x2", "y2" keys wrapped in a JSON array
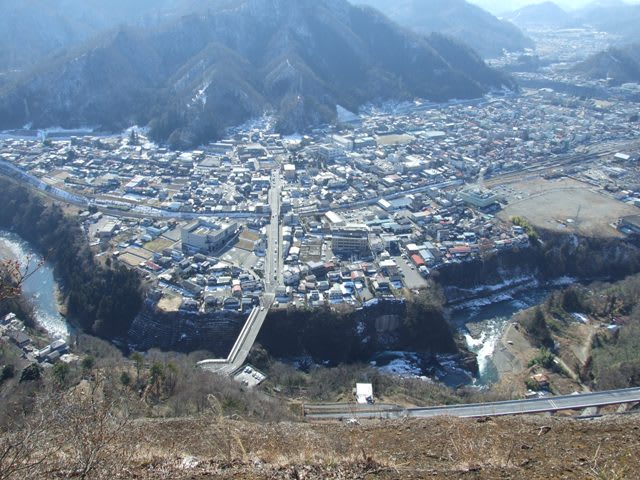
[{"x1": 3, "y1": 386, "x2": 640, "y2": 480}]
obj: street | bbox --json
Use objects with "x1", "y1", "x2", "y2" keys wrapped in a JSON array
[{"x1": 304, "y1": 387, "x2": 640, "y2": 420}]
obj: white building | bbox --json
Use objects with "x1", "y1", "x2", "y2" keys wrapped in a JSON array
[
  {"x1": 283, "y1": 163, "x2": 296, "y2": 180},
  {"x1": 332, "y1": 225, "x2": 370, "y2": 254},
  {"x1": 181, "y1": 219, "x2": 238, "y2": 254},
  {"x1": 459, "y1": 187, "x2": 500, "y2": 209},
  {"x1": 355, "y1": 383, "x2": 374, "y2": 404}
]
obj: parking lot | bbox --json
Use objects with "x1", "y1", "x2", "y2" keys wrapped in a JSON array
[
  {"x1": 392, "y1": 255, "x2": 429, "y2": 290},
  {"x1": 232, "y1": 364, "x2": 266, "y2": 388}
]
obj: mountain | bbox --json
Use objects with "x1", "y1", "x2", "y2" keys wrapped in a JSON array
[
  {"x1": 0, "y1": 0, "x2": 184, "y2": 73},
  {"x1": 571, "y1": 2, "x2": 640, "y2": 40},
  {"x1": 0, "y1": 1, "x2": 89, "y2": 73},
  {"x1": 505, "y1": 0, "x2": 640, "y2": 40},
  {"x1": 356, "y1": 0, "x2": 533, "y2": 58},
  {"x1": 504, "y1": 2, "x2": 572, "y2": 28},
  {"x1": 0, "y1": 1, "x2": 246, "y2": 77},
  {"x1": 0, "y1": 0, "x2": 514, "y2": 148},
  {"x1": 573, "y1": 43, "x2": 640, "y2": 84}
]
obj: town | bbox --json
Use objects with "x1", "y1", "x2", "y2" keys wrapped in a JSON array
[
  {"x1": 1, "y1": 89, "x2": 639, "y2": 325},
  {"x1": 1, "y1": 26, "x2": 639, "y2": 355}
]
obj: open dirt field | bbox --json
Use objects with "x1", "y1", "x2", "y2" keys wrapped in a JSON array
[{"x1": 497, "y1": 178, "x2": 638, "y2": 237}]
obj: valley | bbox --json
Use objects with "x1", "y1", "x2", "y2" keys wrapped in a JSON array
[{"x1": 2, "y1": 2, "x2": 640, "y2": 478}]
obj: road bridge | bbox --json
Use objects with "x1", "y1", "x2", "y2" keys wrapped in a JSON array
[
  {"x1": 198, "y1": 169, "x2": 283, "y2": 375},
  {"x1": 304, "y1": 388, "x2": 640, "y2": 420}
]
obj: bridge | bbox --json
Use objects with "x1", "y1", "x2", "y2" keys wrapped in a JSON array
[
  {"x1": 197, "y1": 170, "x2": 283, "y2": 375},
  {"x1": 304, "y1": 387, "x2": 640, "y2": 420},
  {"x1": 197, "y1": 295, "x2": 274, "y2": 376}
]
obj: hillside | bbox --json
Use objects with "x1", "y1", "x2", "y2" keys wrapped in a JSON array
[
  {"x1": 573, "y1": 43, "x2": 640, "y2": 85},
  {"x1": 2, "y1": 390, "x2": 640, "y2": 480},
  {"x1": 505, "y1": 0, "x2": 640, "y2": 40},
  {"x1": 0, "y1": 0, "x2": 189, "y2": 74},
  {"x1": 504, "y1": 2, "x2": 572, "y2": 29},
  {"x1": 357, "y1": 0, "x2": 533, "y2": 58},
  {"x1": 0, "y1": 0, "x2": 513, "y2": 148},
  {"x1": 1, "y1": 327, "x2": 639, "y2": 479},
  {"x1": 572, "y1": 2, "x2": 640, "y2": 40}
]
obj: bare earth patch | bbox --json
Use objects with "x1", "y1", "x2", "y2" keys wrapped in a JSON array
[{"x1": 497, "y1": 178, "x2": 637, "y2": 237}]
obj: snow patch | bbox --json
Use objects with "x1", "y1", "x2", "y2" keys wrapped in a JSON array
[
  {"x1": 571, "y1": 313, "x2": 589, "y2": 324},
  {"x1": 192, "y1": 81, "x2": 211, "y2": 106},
  {"x1": 337, "y1": 105, "x2": 360, "y2": 123}
]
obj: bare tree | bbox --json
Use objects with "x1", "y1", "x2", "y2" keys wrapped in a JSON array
[
  {"x1": 0, "y1": 257, "x2": 43, "y2": 303},
  {"x1": 0, "y1": 406, "x2": 60, "y2": 480},
  {"x1": 0, "y1": 379, "x2": 134, "y2": 480}
]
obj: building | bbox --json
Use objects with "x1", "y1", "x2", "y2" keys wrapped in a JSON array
[
  {"x1": 355, "y1": 383, "x2": 374, "y2": 404},
  {"x1": 283, "y1": 163, "x2": 296, "y2": 180},
  {"x1": 325, "y1": 210, "x2": 346, "y2": 228},
  {"x1": 181, "y1": 219, "x2": 238, "y2": 254},
  {"x1": 8, "y1": 330, "x2": 30, "y2": 348},
  {"x1": 96, "y1": 219, "x2": 119, "y2": 238},
  {"x1": 1, "y1": 313, "x2": 16, "y2": 325},
  {"x1": 619, "y1": 215, "x2": 640, "y2": 234},
  {"x1": 459, "y1": 187, "x2": 500, "y2": 209},
  {"x1": 331, "y1": 225, "x2": 370, "y2": 254}
]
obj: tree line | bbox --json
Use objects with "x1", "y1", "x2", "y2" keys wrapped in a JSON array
[
  {"x1": 258, "y1": 290, "x2": 458, "y2": 366},
  {"x1": 435, "y1": 230, "x2": 640, "y2": 289},
  {"x1": 0, "y1": 178, "x2": 143, "y2": 338},
  {"x1": 516, "y1": 274, "x2": 640, "y2": 390}
]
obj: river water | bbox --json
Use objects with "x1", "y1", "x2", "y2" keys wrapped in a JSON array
[
  {"x1": 0, "y1": 230, "x2": 563, "y2": 385},
  {"x1": 0, "y1": 231, "x2": 70, "y2": 339},
  {"x1": 450, "y1": 285, "x2": 561, "y2": 385}
]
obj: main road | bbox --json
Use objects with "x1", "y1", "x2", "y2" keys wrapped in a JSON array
[
  {"x1": 198, "y1": 167, "x2": 283, "y2": 375},
  {"x1": 264, "y1": 169, "x2": 283, "y2": 290},
  {"x1": 304, "y1": 387, "x2": 640, "y2": 420}
]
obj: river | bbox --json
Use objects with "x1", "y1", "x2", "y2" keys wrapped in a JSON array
[
  {"x1": 0, "y1": 231, "x2": 70, "y2": 339},
  {"x1": 451, "y1": 283, "x2": 567, "y2": 385},
  {"x1": 0, "y1": 226, "x2": 564, "y2": 384}
]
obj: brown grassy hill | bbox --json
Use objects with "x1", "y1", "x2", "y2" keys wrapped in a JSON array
[
  {"x1": 126, "y1": 414, "x2": 640, "y2": 479},
  {"x1": 3, "y1": 387, "x2": 639, "y2": 480}
]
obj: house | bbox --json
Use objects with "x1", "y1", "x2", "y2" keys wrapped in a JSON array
[
  {"x1": 222, "y1": 297, "x2": 240, "y2": 311},
  {"x1": 328, "y1": 285, "x2": 344, "y2": 303},
  {"x1": 411, "y1": 254, "x2": 426, "y2": 267},
  {"x1": 1, "y1": 313, "x2": 16, "y2": 325},
  {"x1": 49, "y1": 339, "x2": 68, "y2": 353},
  {"x1": 8, "y1": 330, "x2": 30, "y2": 348},
  {"x1": 373, "y1": 277, "x2": 391, "y2": 292},
  {"x1": 46, "y1": 350, "x2": 61, "y2": 363},
  {"x1": 530, "y1": 373, "x2": 550, "y2": 390}
]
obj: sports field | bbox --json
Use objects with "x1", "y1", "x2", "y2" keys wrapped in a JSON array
[{"x1": 497, "y1": 178, "x2": 637, "y2": 237}]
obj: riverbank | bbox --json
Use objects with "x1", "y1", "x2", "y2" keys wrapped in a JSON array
[{"x1": 0, "y1": 231, "x2": 70, "y2": 339}]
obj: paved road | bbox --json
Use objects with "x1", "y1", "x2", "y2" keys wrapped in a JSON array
[
  {"x1": 198, "y1": 168, "x2": 283, "y2": 375},
  {"x1": 264, "y1": 169, "x2": 283, "y2": 291},
  {"x1": 295, "y1": 179, "x2": 464, "y2": 217},
  {"x1": 198, "y1": 294, "x2": 274, "y2": 375},
  {"x1": 304, "y1": 387, "x2": 640, "y2": 420}
]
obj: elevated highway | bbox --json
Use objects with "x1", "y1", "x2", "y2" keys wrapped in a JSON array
[{"x1": 304, "y1": 388, "x2": 640, "y2": 420}]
